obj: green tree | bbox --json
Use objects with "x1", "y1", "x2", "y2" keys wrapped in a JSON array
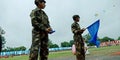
[
  {"x1": 50, "y1": 44, "x2": 59, "y2": 48},
  {"x1": 3, "y1": 46, "x2": 26, "y2": 51},
  {"x1": 100, "y1": 36, "x2": 114, "y2": 42},
  {"x1": 83, "y1": 34, "x2": 100, "y2": 46},
  {"x1": 117, "y1": 36, "x2": 120, "y2": 40},
  {"x1": 2, "y1": 47, "x2": 13, "y2": 52},
  {"x1": 61, "y1": 41, "x2": 70, "y2": 47},
  {"x1": 49, "y1": 40, "x2": 59, "y2": 48},
  {"x1": 2, "y1": 49, "x2": 7, "y2": 52},
  {"x1": 83, "y1": 34, "x2": 91, "y2": 43},
  {"x1": 17, "y1": 46, "x2": 26, "y2": 51},
  {"x1": 69, "y1": 40, "x2": 74, "y2": 47},
  {"x1": 48, "y1": 40, "x2": 53, "y2": 46}
]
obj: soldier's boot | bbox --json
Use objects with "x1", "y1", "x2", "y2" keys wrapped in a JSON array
[
  {"x1": 76, "y1": 55, "x2": 80, "y2": 60},
  {"x1": 29, "y1": 58, "x2": 37, "y2": 60},
  {"x1": 76, "y1": 54, "x2": 85, "y2": 60},
  {"x1": 40, "y1": 56, "x2": 48, "y2": 60},
  {"x1": 29, "y1": 51, "x2": 38, "y2": 60}
]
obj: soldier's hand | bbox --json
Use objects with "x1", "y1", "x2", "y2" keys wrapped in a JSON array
[
  {"x1": 78, "y1": 28, "x2": 86, "y2": 34},
  {"x1": 81, "y1": 28, "x2": 86, "y2": 32},
  {"x1": 46, "y1": 28, "x2": 52, "y2": 33}
]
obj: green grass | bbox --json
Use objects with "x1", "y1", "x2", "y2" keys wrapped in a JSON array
[
  {"x1": 0, "y1": 55, "x2": 28, "y2": 60},
  {"x1": 0, "y1": 45, "x2": 120, "y2": 60},
  {"x1": 0, "y1": 50, "x2": 73, "y2": 60},
  {"x1": 49, "y1": 50, "x2": 73, "y2": 58},
  {"x1": 88, "y1": 45, "x2": 120, "y2": 56}
]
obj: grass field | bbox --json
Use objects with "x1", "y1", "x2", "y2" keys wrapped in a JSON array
[
  {"x1": 88, "y1": 45, "x2": 120, "y2": 56},
  {"x1": 0, "y1": 45, "x2": 120, "y2": 60}
]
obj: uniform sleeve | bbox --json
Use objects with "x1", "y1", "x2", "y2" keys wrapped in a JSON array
[
  {"x1": 43, "y1": 11, "x2": 51, "y2": 28},
  {"x1": 71, "y1": 24, "x2": 79, "y2": 34},
  {"x1": 47, "y1": 21, "x2": 50, "y2": 28},
  {"x1": 71, "y1": 24, "x2": 83, "y2": 34},
  {"x1": 30, "y1": 10, "x2": 47, "y2": 31}
]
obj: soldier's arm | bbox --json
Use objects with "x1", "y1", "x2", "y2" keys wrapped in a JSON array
[
  {"x1": 78, "y1": 28, "x2": 86, "y2": 34},
  {"x1": 71, "y1": 24, "x2": 85, "y2": 34},
  {"x1": 71, "y1": 24, "x2": 79, "y2": 34}
]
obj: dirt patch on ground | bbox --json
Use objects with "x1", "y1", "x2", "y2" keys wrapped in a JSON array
[{"x1": 111, "y1": 51, "x2": 120, "y2": 56}]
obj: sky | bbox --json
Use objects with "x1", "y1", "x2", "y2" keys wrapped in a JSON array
[{"x1": 0, "y1": 0, "x2": 120, "y2": 49}]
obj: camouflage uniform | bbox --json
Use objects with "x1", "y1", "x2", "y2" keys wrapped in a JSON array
[
  {"x1": 71, "y1": 22, "x2": 85, "y2": 60},
  {"x1": 29, "y1": 8, "x2": 50, "y2": 60}
]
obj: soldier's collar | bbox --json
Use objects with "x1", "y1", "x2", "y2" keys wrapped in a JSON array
[
  {"x1": 74, "y1": 21, "x2": 78, "y2": 24},
  {"x1": 36, "y1": 7, "x2": 40, "y2": 10},
  {"x1": 36, "y1": 7, "x2": 42, "y2": 11}
]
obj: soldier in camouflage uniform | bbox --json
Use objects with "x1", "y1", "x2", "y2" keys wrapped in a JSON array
[
  {"x1": 71, "y1": 15, "x2": 86, "y2": 60},
  {"x1": 29, "y1": 0, "x2": 52, "y2": 60}
]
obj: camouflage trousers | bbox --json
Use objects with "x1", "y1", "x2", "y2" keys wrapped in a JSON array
[
  {"x1": 29, "y1": 30, "x2": 49, "y2": 60},
  {"x1": 74, "y1": 35, "x2": 85, "y2": 60}
]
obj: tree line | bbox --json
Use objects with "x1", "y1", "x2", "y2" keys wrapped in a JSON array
[
  {"x1": 1, "y1": 34, "x2": 120, "y2": 52},
  {"x1": 49, "y1": 34, "x2": 120, "y2": 48},
  {"x1": 2, "y1": 46, "x2": 26, "y2": 52}
]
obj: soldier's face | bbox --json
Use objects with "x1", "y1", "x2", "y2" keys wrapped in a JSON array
[
  {"x1": 38, "y1": 2, "x2": 46, "y2": 9},
  {"x1": 75, "y1": 18, "x2": 80, "y2": 22}
]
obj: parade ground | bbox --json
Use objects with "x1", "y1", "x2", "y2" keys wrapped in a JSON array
[{"x1": 0, "y1": 45, "x2": 120, "y2": 60}]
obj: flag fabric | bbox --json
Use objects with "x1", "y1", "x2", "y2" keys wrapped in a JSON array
[{"x1": 87, "y1": 20, "x2": 100, "y2": 47}]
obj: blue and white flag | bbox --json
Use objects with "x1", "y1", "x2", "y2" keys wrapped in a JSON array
[{"x1": 87, "y1": 20, "x2": 100, "y2": 47}]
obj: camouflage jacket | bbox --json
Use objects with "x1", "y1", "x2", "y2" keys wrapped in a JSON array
[
  {"x1": 30, "y1": 8, "x2": 50, "y2": 32},
  {"x1": 71, "y1": 22, "x2": 82, "y2": 35}
]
